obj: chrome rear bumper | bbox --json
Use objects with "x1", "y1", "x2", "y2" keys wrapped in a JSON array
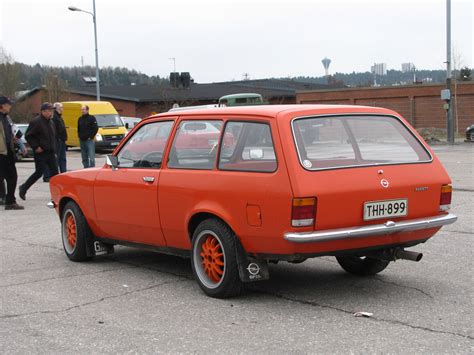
[{"x1": 284, "y1": 213, "x2": 457, "y2": 244}]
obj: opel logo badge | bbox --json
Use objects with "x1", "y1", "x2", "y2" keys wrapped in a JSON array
[
  {"x1": 380, "y1": 179, "x2": 389, "y2": 188},
  {"x1": 247, "y1": 263, "x2": 260, "y2": 276}
]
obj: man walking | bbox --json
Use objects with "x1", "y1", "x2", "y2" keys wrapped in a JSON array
[
  {"x1": 19, "y1": 103, "x2": 59, "y2": 200},
  {"x1": 0, "y1": 96, "x2": 24, "y2": 210},
  {"x1": 78, "y1": 105, "x2": 98, "y2": 168},
  {"x1": 43, "y1": 102, "x2": 67, "y2": 181}
]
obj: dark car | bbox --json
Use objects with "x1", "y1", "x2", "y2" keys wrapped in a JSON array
[
  {"x1": 466, "y1": 124, "x2": 474, "y2": 142},
  {"x1": 15, "y1": 124, "x2": 33, "y2": 161}
]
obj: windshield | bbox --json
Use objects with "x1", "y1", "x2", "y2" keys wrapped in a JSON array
[
  {"x1": 95, "y1": 114, "x2": 123, "y2": 128},
  {"x1": 292, "y1": 115, "x2": 431, "y2": 170}
]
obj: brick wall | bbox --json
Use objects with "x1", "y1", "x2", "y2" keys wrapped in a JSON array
[{"x1": 297, "y1": 82, "x2": 474, "y2": 132}]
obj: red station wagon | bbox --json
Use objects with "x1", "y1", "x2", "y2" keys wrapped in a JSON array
[{"x1": 48, "y1": 105, "x2": 457, "y2": 298}]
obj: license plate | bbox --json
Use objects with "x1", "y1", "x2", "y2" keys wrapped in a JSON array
[
  {"x1": 110, "y1": 142, "x2": 119, "y2": 146},
  {"x1": 363, "y1": 199, "x2": 408, "y2": 221}
]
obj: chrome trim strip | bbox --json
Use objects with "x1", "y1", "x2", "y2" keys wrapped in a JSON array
[
  {"x1": 290, "y1": 113, "x2": 433, "y2": 172},
  {"x1": 284, "y1": 213, "x2": 457, "y2": 243},
  {"x1": 47, "y1": 201, "x2": 56, "y2": 209}
]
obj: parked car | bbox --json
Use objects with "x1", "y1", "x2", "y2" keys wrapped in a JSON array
[
  {"x1": 465, "y1": 124, "x2": 474, "y2": 142},
  {"x1": 48, "y1": 105, "x2": 457, "y2": 298},
  {"x1": 121, "y1": 116, "x2": 142, "y2": 132},
  {"x1": 14, "y1": 123, "x2": 33, "y2": 161}
]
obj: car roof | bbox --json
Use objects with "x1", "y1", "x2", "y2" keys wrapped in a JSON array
[{"x1": 149, "y1": 104, "x2": 398, "y2": 120}]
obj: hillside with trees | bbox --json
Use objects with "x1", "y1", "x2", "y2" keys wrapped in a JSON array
[{"x1": 1, "y1": 46, "x2": 471, "y2": 99}]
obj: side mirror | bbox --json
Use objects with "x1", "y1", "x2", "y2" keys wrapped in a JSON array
[
  {"x1": 106, "y1": 155, "x2": 119, "y2": 170},
  {"x1": 249, "y1": 148, "x2": 264, "y2": 160},
  {"x1": 125, "y1": 123, "x2": 129, "y2": 129}
]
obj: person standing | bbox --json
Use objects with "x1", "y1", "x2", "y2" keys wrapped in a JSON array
[
  {"x1": 18, "y1": 103, "x2": 59, "y2": 200},
  {"x1": 0, "y1": 96, "x2": 24, "y2": 210},
  {"x1": 78, "y1": 105, "x2": 98, "y2": 168},
  {"x1": 43, "y1": 102, "x2": 67, "y2": 181}
]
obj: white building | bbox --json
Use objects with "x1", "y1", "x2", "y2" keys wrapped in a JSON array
[
  {"x1": 371, "y1": 63, "x2": 387, "y2": 76},
  {"x1": 402, "y1": 63, "x2": 415, "y2": 73}
]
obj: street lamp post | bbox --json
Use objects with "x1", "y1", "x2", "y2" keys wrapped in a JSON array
[
  {"x1": 69, "y1": 0, "x2": 100, "y2": 101},
  {"x1": 445, "y1": 0, "x2": 454, "y2": 144}
]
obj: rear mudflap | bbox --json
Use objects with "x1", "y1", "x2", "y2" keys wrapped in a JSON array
[
  {"x1": 85, "y1": 236, "x2": 115, "y2": 257},
  {"x1": 234, "y1": 237, "x2": 269, "y2": 282}
]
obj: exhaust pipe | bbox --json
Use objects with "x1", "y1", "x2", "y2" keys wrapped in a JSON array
[
  {"x1": 394, "y1": 249, "x2": 423, "y2": 262},
  {"x1": 368, "y1": 248, "x2": 423, "y2": 262}
]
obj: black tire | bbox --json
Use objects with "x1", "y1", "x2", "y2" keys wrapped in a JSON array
[
  {"x1": 191, "y1": 219, "x2": 243, "y2": 298},
  {"x1": 61, "y1": 201, "x2": 92, "y2": 262},
  {"x1": 336, "y1": 255, "x2": 390, "y2": 276}
]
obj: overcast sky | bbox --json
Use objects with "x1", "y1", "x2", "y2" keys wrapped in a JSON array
[{"x1": 1, "y1": 0, "x2": 472, "y2": 83}]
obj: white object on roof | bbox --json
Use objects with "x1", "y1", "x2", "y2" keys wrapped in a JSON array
[{"x1": 168, "y1": 104, "x2": 219, "y2": 112}]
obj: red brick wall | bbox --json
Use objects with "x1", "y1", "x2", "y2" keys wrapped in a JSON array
[{"x1": 297, "y1": 83, "x2": 474, "y2": 132}]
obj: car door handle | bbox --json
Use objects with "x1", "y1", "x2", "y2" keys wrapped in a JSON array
[{"x1": 143, "y1": 176, "x2": 155, "y2": 183}]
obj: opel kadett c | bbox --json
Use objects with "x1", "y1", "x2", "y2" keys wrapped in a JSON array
[{"x1": 48, "y1": 105, "x2": 457, "y2": 298}]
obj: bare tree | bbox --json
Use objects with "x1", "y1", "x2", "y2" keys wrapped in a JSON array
[
  {"x1": 43, "y1": 70, "x2": 69, "y2": 103},
  {"x1": 0, "y1": 46, "x2": 21, "y2": 97}
]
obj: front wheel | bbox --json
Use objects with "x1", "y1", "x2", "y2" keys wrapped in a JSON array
[
  {"x1": 61, "y1": 201, "x2": 92, "y2": 262},
  {"x1": 336, "y1": 255, "x2": 390, "y2": 276},
  {"x1": 191, "y1": 219, "x2": 243, "y2": 298}
]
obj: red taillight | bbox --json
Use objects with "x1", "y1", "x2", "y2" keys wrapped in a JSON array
[
  {"x1": 440, "y1": 184, "x2": 452, "y2": 211},
  {"x1": 292, "y1": 197, "x2": 316, "y2": 227}
]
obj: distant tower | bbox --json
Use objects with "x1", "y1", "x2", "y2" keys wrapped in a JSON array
[{"x1": 322, "y1": 57, "x2": 331, "y2": 76}]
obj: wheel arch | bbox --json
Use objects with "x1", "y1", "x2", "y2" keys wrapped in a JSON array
[
  {"x1": 59, "y1": 196, "x2": 77, "y2": 218},
  {"x1": 187, "y1": 212, "x2": 238, "y2": 243}
]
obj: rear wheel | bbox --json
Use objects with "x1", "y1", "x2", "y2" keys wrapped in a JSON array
[
  {"x1": 191, "y1": 219, "x2": 243, "y2": 298},
  {"x1": 61, "y1": 201, "x2": 92, "y2": 262},
  {"x1": 336, "y1": 255, "x2": 390, "y2": 276}
]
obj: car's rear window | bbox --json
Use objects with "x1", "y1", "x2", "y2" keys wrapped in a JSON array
[{"x1": 292, "y1": 115, "x2": 431, "y2": 170}]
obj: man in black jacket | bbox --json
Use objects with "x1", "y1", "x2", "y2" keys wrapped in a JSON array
[
  {"x1": 0, "y1": 96, "x2": 24, "y2": 210},
  {"x1": 43, "y1": 102, "x2": 68, "y2": 181},
  {"x1": 78, "y1": 105, "x2": 98, "y2": 168},
  {"x1": 18, "y1": 103, "x2": 59, "y2": 200}
]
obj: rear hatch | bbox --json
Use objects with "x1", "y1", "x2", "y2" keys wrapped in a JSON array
[{"x1": 286, "y1": 114, "x2": 451, "y2": 231}]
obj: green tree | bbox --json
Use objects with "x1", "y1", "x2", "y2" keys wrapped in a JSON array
[{"x1": 459, "y1": 67, "x2": 472, "y2": 81}]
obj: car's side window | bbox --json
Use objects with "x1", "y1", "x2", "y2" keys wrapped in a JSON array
[
  {"x1": 117, "y1": 121, "x2": 173, "y2": 169},
  {"x1": 219, "y1": 121, "x2": 277, "y2": 172},
  {"x1": 168, "y1": 120, "x2": 223, "y2": 170}
]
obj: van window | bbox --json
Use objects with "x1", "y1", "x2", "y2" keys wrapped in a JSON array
[
  {"x1": 168, "y1": 120, "x2": 223, "y2": 170},
  {"x1": 219, "y1": 122, "x2": 277, "y2": 172},
  {"x1": 95, "y1": 114, "x2": 123, "y2": 128},
  {"x1": 292, "y1": 115, "x2": 431, "y2": 170},
  {"x1": 117, "y1": 121, "x2": 173, "y2": 168}
]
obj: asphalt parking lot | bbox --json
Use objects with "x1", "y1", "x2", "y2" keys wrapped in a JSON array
[{"x1": 1, "y1": 144, "x2": 473, "y2": 353}]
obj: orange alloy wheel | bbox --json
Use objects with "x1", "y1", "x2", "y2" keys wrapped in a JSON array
[
  {"x1": 200, "y1": 235, "x2": 224, "y2": 283},
  {"x1": 65, "y1": 213, "x2": 77, "y2": 249}
]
